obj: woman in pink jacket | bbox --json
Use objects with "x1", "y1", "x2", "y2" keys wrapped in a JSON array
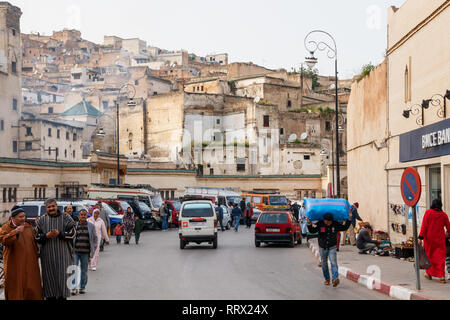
[{"x1": 88, "y1": 209, "x2": 109, "y2": 271}]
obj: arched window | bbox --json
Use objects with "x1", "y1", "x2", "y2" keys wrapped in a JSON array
[{"x1": 128, "y1": 133, "x2": 133, "y2": 150}]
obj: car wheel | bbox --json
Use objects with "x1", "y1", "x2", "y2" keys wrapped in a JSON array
[
  {"x1": 255, "y1": 239, "x2": 261, "y2": 248},
  {"x1": 289, "y1": 235, "x2": 295, "y2": 248},
  {"x1": 180, "y1": 239, "x2": 186, "y2": 250},
  {"x1": 213, "y1": 235, "x2": 218, "y2": 249}
]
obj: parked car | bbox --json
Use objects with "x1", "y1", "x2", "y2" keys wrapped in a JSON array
[
  {"x1": 81, "y1": 200, "x2": 123, "y2": 229},
  {"x1": 251, "y1": 208, "x2": 263, "y2": 224},
  {"x1": 165, "y1": 200, "x2": 181, "y2": 228},
  {"x1": 126, "y1": 200, "x2": 161, "y2": 230},
  {"x1": 100, "y1": 200, "x2": 132, "y2": 215},
  {"x1": 254, "y1": 211, "x2": 302, "y2": 248},
  {"x1": 13, "y1": 200, "x2": 89, "y2": 226},
  {"x1": 179, "y1": 200, "x2": 218, "y2": 249}
]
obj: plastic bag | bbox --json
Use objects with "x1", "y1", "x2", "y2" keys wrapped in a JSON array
[
  {"x1": 418, "y1": 244, "x2": 432, "y2": 270},
  {"x1": 303, "y1": 198, "x2": 351, "y2": 222}
]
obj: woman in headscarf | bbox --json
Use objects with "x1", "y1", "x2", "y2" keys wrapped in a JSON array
[
  {"x1": 419, "y1": 199, "x2": 450, "y2": 284},
  {"x1": 122, "y1": 207, "x2": 136, "y2": 245},
  {"x1": 87, "y1": 209, "x2": 109, "y2": 271}
]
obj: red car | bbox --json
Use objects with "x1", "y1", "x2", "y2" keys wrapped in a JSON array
[
  {"x1": 164, "y1": 200, "x2": 182, "y2": 227},
  {"x1": 255, "y1": 211, "x2": 302, "y2": 248},
  {"x1": 100, "y1": 200, "x2": 133, "y2": 215}
]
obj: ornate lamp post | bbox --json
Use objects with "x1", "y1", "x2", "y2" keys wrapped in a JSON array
[{"x1": 304, "y1": 30, "x2": 341, "y2": 198}]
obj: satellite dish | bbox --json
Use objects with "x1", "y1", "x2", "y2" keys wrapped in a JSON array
[
  {"x1": 254, "y1": 97, "x2": 261, "y2": 103},
  {"x1": 288, "y1": 134, "x2": 297, "y2": 143},
  {"x1": 300, "y1": 132, "x2": 308, "y2": 141},
  {"x1": 330, "y1": 84, "x2": 336, "y2": 89}
]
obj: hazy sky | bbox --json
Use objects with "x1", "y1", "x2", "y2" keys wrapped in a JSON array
[{"x1": 11, "y1": 0, "x2": 406, "y2": 78}]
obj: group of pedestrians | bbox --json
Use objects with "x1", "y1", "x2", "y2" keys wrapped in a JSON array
[{"x1": 0, "y1": 199, "x2": 112, "y2": 300}]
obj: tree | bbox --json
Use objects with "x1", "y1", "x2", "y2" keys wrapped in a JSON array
[{"x1": 356, "y1": 63, "x2": 375, "y2": 82}]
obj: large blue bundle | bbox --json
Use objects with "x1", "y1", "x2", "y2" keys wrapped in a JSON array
[{"x1": 303, "y1": 198, "x2": 351, "y2": 222}]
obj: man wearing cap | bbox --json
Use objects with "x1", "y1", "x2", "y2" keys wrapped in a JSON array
[
  {"x1": 306, "y1": 212, "x2": 352, "y2": 287},
  {"x1": 0, "y1": 208, "x2": 43, "y2": 300}
]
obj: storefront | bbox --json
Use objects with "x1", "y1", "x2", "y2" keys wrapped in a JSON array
[{"x1": 387, "y1": 118, "x2": 450, "y2": 244}]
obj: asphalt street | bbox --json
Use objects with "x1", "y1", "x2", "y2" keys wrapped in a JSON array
[{"x1": 67, "y1": 226, "x2": 390, "y2": 300}]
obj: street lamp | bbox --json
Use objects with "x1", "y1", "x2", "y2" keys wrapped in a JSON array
[
  {"x1": 305, "y1": 30, "x2": 341, "y2": 198},
  {"x1": 114, "y1": 84, "x2": 136, "y2": 186}
]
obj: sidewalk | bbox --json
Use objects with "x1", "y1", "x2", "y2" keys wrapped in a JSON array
[{"x1": 307, "y1": 238, "x2": 449, "y2": 300}]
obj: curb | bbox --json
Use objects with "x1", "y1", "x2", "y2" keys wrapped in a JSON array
[{"x1": 307, "y1": 241, "x2": 435, "y2": 300}]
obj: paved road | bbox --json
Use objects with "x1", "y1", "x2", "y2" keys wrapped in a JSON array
[{"x1": 67, "y1": 227, "x2": 390, "y2": 300}]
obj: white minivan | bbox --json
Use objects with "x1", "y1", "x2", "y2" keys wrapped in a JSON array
[{"x1": 179, "y1": 200, "x2": 218, "y2": 250}]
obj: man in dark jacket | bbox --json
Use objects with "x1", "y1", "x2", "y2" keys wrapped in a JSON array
[
  {"x1": 240, "y1": 199, "x2": 247, "y2": 225},
  {"x1": 307, "y1": 212, "x2": 352, "y2": 287},
  {"x1": 232, "y1": 203, "x2": 243, "y2": 233},
  {"x1": 215, "y1": 202, "x2": 224, "y2": 232},
  {"x1": 292, "y1": 202, "x2": 300, "y2": 221},
  {"x1": 357, "y1": 225, "x2": 380, "y2": 254},
  {"x1": 343, "y1": 203, "x2": 363, "y2": 246}
]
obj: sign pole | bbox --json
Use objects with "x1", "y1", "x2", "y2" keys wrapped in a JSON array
[
  {"x1": 412, "y1": 205, "x2": 421, "y2": 290},
  {"x1": 400, "y1": 167, "x2": 422, "y2": 292}
]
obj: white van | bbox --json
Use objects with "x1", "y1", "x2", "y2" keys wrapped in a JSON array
[{"x1": 179, "y1": 200, "x2": 218, "y2": 250}]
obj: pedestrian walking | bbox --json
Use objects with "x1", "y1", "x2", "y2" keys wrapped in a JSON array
[
  {"x1": 114, "y1": 223, "x2": 124, "y2": 244},
  {"x1": 35, "y1": 199, "x2": 76, "y2": 300},
  {"x1": 356, "y1": 224, "x2": 380, "y2": 254},
  {"x1": 292, "y1": 202, "x2": 300, "y2": 221},
  {"x1": 71, "y1": 209, "x2": 98, "y2": 295},
  {"x1": 96, "y1": 202, "x2": 110, "y2": 252},
  {"x1": 215, "y1": 203, "x2": 224, "y2": 232},
  {"x1": 343, "y1": 202, "x2": 363, "y2": 246},
  {"x1": 160, "y1": 203, "x2": 169, "y2": 231},
  {"x1": 87, "y1": 209, "x2": 109, "y2": 271},
  {"x1": 419, "y1": 199, "x2": 450, "y2": 284},
  {"x1": 0, "y1": 208, "x2": 43, "y2": 300},
  {"x1": 240, "y1": 198, "x2": 247, "y2": 225},
  {"x1": 300, "y1": 204, "x2": 308, "y2": 239},
  {"x1": 64, "y1": 205, "x2": 78, "y2": 223},
  {"x1": 245, "y1": 202, "x2": 254, "y2": 228},
  {"x1": 306, "y1": 212, "x2": 352, "y2": 287},
  {"x1": 134, "y1": 215, "x2": 144, "y2": 245},
  {"x1": 232, "y1": 203, "x2": 242, "y2": 232},
  {"x1": 123, "y1": 207, "x2": 135, "y2": 244}
]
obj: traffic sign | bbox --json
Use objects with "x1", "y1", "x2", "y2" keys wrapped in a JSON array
[
  {"x1": 400, "y1": 167, "x2": 422, "y2": 291},
  {"x1": 401, "y1": 168, "x2": 422, "y2": 207}
]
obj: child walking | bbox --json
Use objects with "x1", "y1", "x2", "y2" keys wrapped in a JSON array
[{"x1": 114, "y1": 223, "x2": 124, "y2": 244}]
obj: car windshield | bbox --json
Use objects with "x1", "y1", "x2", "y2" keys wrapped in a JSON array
[
  {"x1": 109, "y1": 202, "x2": 121, "y2": 213},
  {"x1": 182, "y1": 203, "x2": 213, "y2": 217},
  {"x1": 226, "y1": 196, "x2": 241, "y2": 204},
  {"x1": 151, "y1": 195, "x2": 163, "y2": 208},
  {"x1": 258, "y1": 213, "x2": 288, "y2": 224},
  {"x1": 172, "y1": 201, "x2": 181, "y2": 211},
  {"x1": 18, "y1": 206, "x2": 39, "y2": 218},
  {"x1": 102, "y1": 203, "x2": 118, "y2": 216},
  {"x1": 120, "y1": 201, "x2": 133, "y2": 212},
  {"x1": 138, "y1": 202, "x2": 151, "y2": 213},
  {"x1": 269, "y1": 196, "x2": 288, "y2": 206}
]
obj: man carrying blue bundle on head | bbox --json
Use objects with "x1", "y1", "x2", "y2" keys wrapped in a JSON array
[{"x1": 306, "y1": 212, "x2": 352, "y2": 288}]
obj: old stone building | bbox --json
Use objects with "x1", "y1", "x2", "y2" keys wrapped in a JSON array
[
  {"x1": 0, "y1": 2, "x2": 21, "y2": 158},
  {"x1": 347, "y1": 0, "x2": 450, "y2": 243}
]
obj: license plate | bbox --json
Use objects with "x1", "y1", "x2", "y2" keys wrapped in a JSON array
[{"x1": 267, "y1": 228, "x2": 280, "y2": 233}]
